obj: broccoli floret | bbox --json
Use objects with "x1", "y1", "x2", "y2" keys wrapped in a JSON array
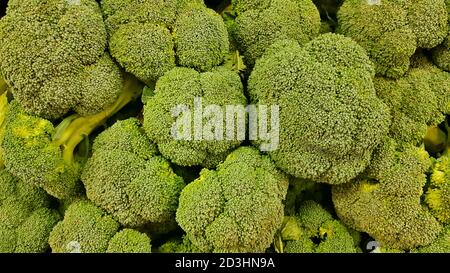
[
  {"x1": 0, "y1": 170, "x2": 60, "y2": 253},
  {"x1": 106, "y1": 229, "x2": 151, "y2": 253},
  {"x1": 101, "y1": 0, "x2": 229, "y2": 85},
  {"x1": 157, "y1": 235, "x2": 203, "y2": 253},
  {"x1": 82, "y1": 118, "x2": 185, "y2": 227},
  {"x1": 337, "y1": 0, "x2": 448, "y2": 78},
  {"x1": 143, "y1": 67, "x2": 246, "y2": 168},
  {"x1": 248, "y1": 34, "x2": 391, "y2": 185},
  {"x1": 0, "y1": 92, "x2": 8, "y2": 169},
  {"x1": 229, "y1": 0, "x2": 321, "y2": 67},
  {"x1": 0, "y1": 0, "x2": 125, "y2": 120},
  {"x1": 49, "y1": 200, "x2": 117, "y2": 253},
  {"x1": 176, "y1": 146, "x2": 289, "y2": 253},
  {"x1": 374, "y1": 59, "x2": 450, "y2": 146},
  {"x1": 425, "y1": 154, "x2": 450, "y2": 224},
  {"x1": 332, "y1": 138, "x2": 443, "y2": 250},
  {"x1": 275, "y1": 201, "x2": 360, "y2": 253},
  {"x1": 2, "y1": 73, "x2": 142, "y2": 200},
  {"x1": 412, "y1": 225, "x2": 450, "y2": 253}
]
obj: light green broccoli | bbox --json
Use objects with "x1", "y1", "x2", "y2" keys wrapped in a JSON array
[
  {"x1": 425, "y1": 154, "x2": 450, "y2": 224},
  {"x1": 275, "y1": 201, "x2": 360, "y2": 253},
  {"x1": 248, "y1": 34, "x2": 391, "y2": 185},
  {"x1": 374, "y1": 60, "x2": 450, "y2": 147},
  {"x1": 157, "y1": 235, "x2": 203, "y2": 253},
  {"x1": 337, "y1": 0, "x2": 448, "y2": 78},
  {"x1": 332, "y1": 138, "x2": 443, "y2": 250},
  {"x1": 432, "y1": 0, "x2": 450, "y2": 71},
  {"x1": 1, "y1": 74, "x2": 143, "y2": 200},
  {"x1": 101, "y1": 0, "x2": 229, "y2": 85},
  {"x1": 412, "y1": 225, "x2": 450, "y2": 253},
  {"x1": 82, "y1": 118, "x2": 185, "y2": 227},
  {"x1": 143, "y1": 67, "x2": 246, "y2": 168},
  {"x1": 106, "y1": 229, "x2": 151, "y2": 253},
  {"x1": 49, "y1": 200, "x2": 151, "y2": 253},
  {"x1": 0, "y1": 0, "x2": 124, "y2": 120},
  {"x1": 228, "y1": 0, "x2": 321, "y2": 67},
  {"x1": 176, "y1": 147, "x2": 289, "y2": 253},
  {"x1": 0, "y1": 170, "x2": 60, "y2": 253}
]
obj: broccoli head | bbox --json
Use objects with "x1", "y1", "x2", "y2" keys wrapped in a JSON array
[
  {"x1": 49, "y1": 200, "x2": 151, "y2": 253},
  {"x1": 0, "y1": 170, "x2": 60, "y2": 253},
  {"x1": 82, "y1": 118, "x2": 185, "y2": 227},
  {"x1": 2, "y1": 75, "x2": 143, "y2": 199},
  {"x1": 248, "y1": 34, "x2": 391, "y2": 185},
  {"x1": 425, "y1": 154, "x2": 450, "y2": 224},
  {"x1": 176, "y1": 147, "x2": 289, "y2": 253},
  {"x1": 275, "y1": 201, "x2": 360, "y2": 253},
  {"x1": 374, "y1": 57, "x2": 450, "y2": 147},
  {"x1": 432, "y1": 0, "x2": 450, "y2": 71},
  {"x1": 157, "y1": 235, "x2": 203, "y2": 253},
  {"x1": 143, "y1": 67, "x2": 246, "y2": 168},
  {"x1": 106, "y1": 229, "x2": 151, "y2": 253},
  {"x1": 229, "y1": 0, "x2": 321, "y2": 67},
  {"x1": 0, "y1": 0, "x2": 124, "y2": 119},
  {"x1": 101, "y1": 0, "x2": 229, "y2": 84},
  {"x1": 412, "y1": 225, "x2": 450, "y2": 253},
  {"x1": 337, "y1": 0, "x2": 448, "y2": 78},
  {"x1": 332, "y1": 138, "x2": 443, "y2": 250}
]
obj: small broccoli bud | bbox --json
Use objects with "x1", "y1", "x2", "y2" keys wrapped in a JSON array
[
  {"x1": 426, "y1": 154, "x2": 450, "y2": 224},
  {"x1": 106, "y1": 229, "x2": 151, "y2": 253}
]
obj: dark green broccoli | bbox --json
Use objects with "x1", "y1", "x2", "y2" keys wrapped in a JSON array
[
  {"x1": 248, "y1": 34, "x2": 391, "y2": 185},
  {"x1": 337, "y1": 0, "x2": 448, "y2": 78},
  {"x1": 0, "y1": 0, "x2": 124, "y2": 119},
  {"x1": 332, "y1": 138, "x2": 443, "y2": 250},
  {"x1": 2, "y1": 74, "x2": 143, "y2": 200},
  {"x1": 229, "y1": 0, "x2": 321, "y2": 67},
  {"x1": 143, "y1": 67, "x2": 246, "y2": 168},
  {"x1": 275, "y1": 201, "x2": 360, "y2": 253},
  {"x1": 0, "y1": 170, "x2": 60, "y2": 253},
  {"x1": 49, "y1": 200, "x2": 151, "y2": 253},
  {"x1": 82, "y1": 118, "x2": 185, "y2": 227},
  {"x1": 176, "y1": 147, "x2": 289, "y2": 253},
  {"x1": 101, "y1": 0, "x2": 229, "y2": 84}
]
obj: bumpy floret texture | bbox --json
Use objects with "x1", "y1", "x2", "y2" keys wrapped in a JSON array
[
  {"x1": 332, "y1": 138, "x2": 443, "y2": 250},
  {"x1": 0, "y1": 0, "x2": 123, "y2": 119},
  {"x1": 2, "y1": 101, "x2": 81, "y2": 199},
  {"x1": 0, "y1": 170, "x2": 60, "y2": 253},
  {"x1": 143, "y1": 67, "x2": 246, "y2": 168},
  {"x1": 102, "y1": 0, "x2": 229, "y2": 84},
  {"x1": 374, "y1": 60, "x2": 450, "y2": 146},
  {"x1": 248, "y1": 34, "x2": 391, "y2": 185},
  {"x1": 230, "y1": 0, "x2": 321, "y2": 66},
  {"x1": 158, "y1": 235, "x2": 203, "y2": 253},
  {"x1": 337, "y1": 0, "x2": 448, "y2": 78},
  {"x1": 425, "y1": 154, "x2": 450, "y2": 224},
  {"x1": 176, "y1": 147, "x2": 289, "y2": 253},
  {"x1": 82, "y1": 118, "x2": 185, "y2": 227},
  {"x1": 106, "y1": 229, "x2": 151, "y2": 253},
  {"x1": 281, "y1": 201, "x2": 360, "y2": 253}
]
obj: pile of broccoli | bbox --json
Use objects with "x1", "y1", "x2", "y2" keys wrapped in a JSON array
[{"x1": 0, "y1": 0, "x2": 450, "y2": 254}]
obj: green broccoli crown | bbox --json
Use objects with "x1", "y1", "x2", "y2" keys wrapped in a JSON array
[
  {"x1": 332, "y1": 138, "x2": 442, "y2": 250},
  {"x1": 0, "y1": 0, "x2": 124, "y2": 119},
  {"x1": 426, "y1": 154, "x2": 450, "y2": 224},
  {"x1": 106, "y1": 229, "x2": 151, "y2": 253},
  {"x1": 49, "y1": 200, "x2": 120, "y2": 253},
  {"x1": 374, "y1": 59, "x2": 450, "y2": 146},
  {"x1": 102, "y1": 0, "x2": 229, "y2": 84},
  {"x1": 176, "y1": 146, "x2": 289, "y2": 253},
  {"x1": 143, "y1": 67, "x2": 246, "y2": 168},
  {"x1": 82, "y1": 118, "x2": 185, "y2": 227},
  {"x1": 412, "y1": 225, "x2": 450, "y2": 253},
  {"x1": 432, "y1": 0, "x2": 450, "y2": 72},
  {"x1": 157, "y1": 235, "x2": 203, "y2": 253},
  {"x1": 337, "y1": 0, "x2": 448, "y2": 78},
  {"x1": 279, "y1": 201, "x2": 360, "y2": 253},
  {"x1": 2, "y1": 101, "x2": 82, "y2": 199},
  {"x1": 230, "y1": 0, "x2": 321, "y2": 67},
  {"x1": 248, "y1": 33, "x2": 391, "y2": 185},
  {"x1": 0, "y1": 170, "x2": 60, "y2": 253}
]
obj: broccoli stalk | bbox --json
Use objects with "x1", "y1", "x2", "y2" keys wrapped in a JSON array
[{"x1": 54, "y1": 74, "x2": 143, "y2": 163}]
